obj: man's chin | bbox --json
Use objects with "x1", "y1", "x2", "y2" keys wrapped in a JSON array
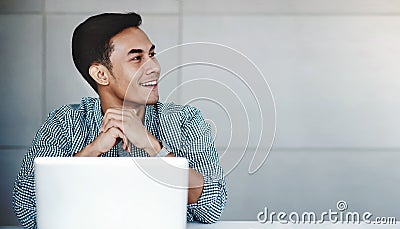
[
  {"x1": 121, "y1": 96, "x2": 159, "y2": 107},
  {"x1": 146, "y1": 97, "x2": 159, "y2": 105}
]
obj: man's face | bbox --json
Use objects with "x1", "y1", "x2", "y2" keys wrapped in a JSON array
[{"x1": 107, "y1": 27, "x2": 160, "y2": 107}]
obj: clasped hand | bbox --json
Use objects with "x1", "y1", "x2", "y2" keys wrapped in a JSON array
[{"x1": 91, "y1": 108, "x2": 159, "y2": 156}]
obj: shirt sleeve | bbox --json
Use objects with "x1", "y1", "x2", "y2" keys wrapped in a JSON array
[
  {"x1": 181, "y1": 106, "x2": 228, "y2": 223},
  {"x1": 13, "y1": 111, "x2": 72, "y2": 229}
]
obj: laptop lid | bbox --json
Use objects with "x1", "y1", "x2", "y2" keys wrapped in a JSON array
[{"x1": 34, "y1": 157, "x2": 188, "y2": 229}]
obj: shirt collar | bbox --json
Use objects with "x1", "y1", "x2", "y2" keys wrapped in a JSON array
[{"x1": 93, "y1": 98, "x2": 103, "y2": 134}]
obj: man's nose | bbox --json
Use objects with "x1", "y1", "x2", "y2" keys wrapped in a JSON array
[{"x1": 144, "y1": 57, "x2": 161, "y2": 75}]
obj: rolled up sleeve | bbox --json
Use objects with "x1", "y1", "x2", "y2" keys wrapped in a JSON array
[
  {"x1": 180, "y1": 106, "x2": 228, "y2": 223},
  {"x1": 13, "y1": 111, "x2": 71, "y2": 229}
]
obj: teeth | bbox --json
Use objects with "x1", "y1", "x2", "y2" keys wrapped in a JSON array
[{"x1": 140, "y1": 80, "x2": 157, "y2": 86}]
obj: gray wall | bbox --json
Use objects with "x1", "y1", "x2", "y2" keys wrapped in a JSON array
[{"x1": 1, "y1": 0, "x2": 400, "y2": 226}]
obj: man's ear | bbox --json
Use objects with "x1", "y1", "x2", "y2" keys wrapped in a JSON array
[{"x1": 89, "y1": 64, "x2": 111, "y2": 86}]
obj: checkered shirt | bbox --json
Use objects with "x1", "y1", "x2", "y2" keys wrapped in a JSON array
[{"x1": 13, "y1": 97, "x2": 227, "y2": 229}]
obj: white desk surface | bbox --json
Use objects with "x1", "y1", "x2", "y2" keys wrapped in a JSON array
[{"x1": 1, "y1": 221, "x2": 398, "y2": 228}]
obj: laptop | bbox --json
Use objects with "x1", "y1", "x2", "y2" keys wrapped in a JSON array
[{"x1": 34, "y1": 157, "x2": 189, "y2": 229}]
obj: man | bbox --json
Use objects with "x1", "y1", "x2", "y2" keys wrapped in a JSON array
[{"x1": 13, "y1": 12, "x2": 227, "y2": 229}]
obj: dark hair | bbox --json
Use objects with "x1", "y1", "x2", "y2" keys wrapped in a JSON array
[{"x1": 72, "y1": 12, "x2": 142, "y2": 93}]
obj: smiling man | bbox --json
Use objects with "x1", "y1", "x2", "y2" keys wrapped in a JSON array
[{"x1": 13, "y1": 12, "x2": 227, "y2": 229}]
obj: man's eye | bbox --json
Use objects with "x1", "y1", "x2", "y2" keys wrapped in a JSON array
[
  {"x1": 149, "y1": 52, "x2": 156, "y2": 57},
  {"x1": 131, "y1": 56, "x2": 142, "y2": 61}
]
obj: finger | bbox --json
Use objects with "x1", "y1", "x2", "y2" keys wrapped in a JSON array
[
  {"x1": 108, "y1": 127, "x2": 129, "y2": 149},
  {"x1": 124, "y1": 142, "x2": 129, "y2": 152},
  {"x1": 128, "y1": 141, "x2": 132, "y2": 153},
  {"x1": 102, "y1": 115, "x2": 121, "y2": 132},
  {"x1": 122, "y1": 135, "x2": 131, "y2": 153},
  {"x1": 108, "y1": 126, "x2": 122, "y2": 139},
  {"x1": 122, "y1": 135, "x2": 128, "y2": 150},
  {"x1": 103, "y1": 108, "x2": 136, "y2": 122},
  {"x1": 108, "y1": 108, "x2": 136, "y2": 120},
  {"x1": 105, "y1": 113, "x2": 138, "y2": 133},
  {"x1": 122, "y1": 136, "x2": 127, "y2": 150},
  {"x1": 103, "y1": 108, "x2": 134, "y2": 120},
  {"x1": 103, "y1": 107, "x2": 123, "y2": 116},
  {"x1": 102, "y1": 109, "x2": 123, "y2": 131},
  {"x1": 101, "y1": 110, "x2": 134, "y2": 132},
  {"x1": 125, "y1": 140, "x2": 130, "y2": 152},
  {"x1": 130, "y1": 108, "x2": 138, "y2": 116},
  {"x1": 102, "y1": 108, "x2": 121, "y2": 123},
  {"x1": 102, "y1": 118, "x2": 123, "y2": 133}
]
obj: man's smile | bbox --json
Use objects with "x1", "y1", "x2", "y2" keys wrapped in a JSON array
[{"x1": 139, "y1": 79, "x2": 158, "y2": 87}]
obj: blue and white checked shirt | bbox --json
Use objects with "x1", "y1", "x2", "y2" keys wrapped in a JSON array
[{"x1": 13, "y1": 97, "x2": 227, "y2": 229}]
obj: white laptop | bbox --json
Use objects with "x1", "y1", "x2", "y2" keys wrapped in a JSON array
[{"x1": 34, "y1": 157, "x2": 189, "y2": 229}]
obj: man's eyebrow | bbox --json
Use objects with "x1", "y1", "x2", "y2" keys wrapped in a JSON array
[
  {"x1": 127, "y1": 44, "x2": 156, "y2": 56},
  {"x1": 127, "y1": 49, "x2": 144, "y2": 55}
]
